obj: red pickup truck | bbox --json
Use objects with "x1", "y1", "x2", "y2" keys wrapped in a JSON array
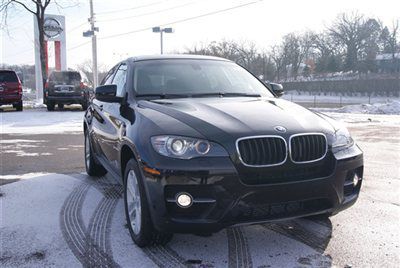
[{"x1": 0, "y1": 70, "x2": 23, "y2": 111}]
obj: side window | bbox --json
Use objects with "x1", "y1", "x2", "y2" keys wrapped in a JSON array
[
  {"x1": 101, "y1": 65, "x2": 117, "y2": 85},
  {"x1": 112, "y1": 64, "x2": 128, "y2": 97}
]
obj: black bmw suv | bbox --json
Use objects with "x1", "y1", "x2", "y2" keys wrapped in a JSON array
[{"x1": 84, "y1": 55, "x2": 363, "y2": 247}]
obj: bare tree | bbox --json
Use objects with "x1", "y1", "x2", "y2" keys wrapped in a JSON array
[
  {"x1": 76, "y1": 59, "x2": 108, "y2": 87},
  {"x1": 270, "y1": 44, "x2": 285, "y2": 81},
  {"x1": 185, "y1": 40, "x2": 259, "y2": 68},
  {"x1": 328, "y1": 12, "x2": 374, "y2": 72},
  {"x1": 1, "y1": 0, "x2": 77, "y2": 86},
  {"x1": 278, "y1": 32, "x2": 316, "y2": 80},
  {"x1": 313, "y1": 33, "x2": 343, "y2": 73},
  {"x1": 381, "y1": 20, "x2": 400, "y2": 59},
  {"x1": 1, "y1": 1, "x2": 55, "y2": 86}
]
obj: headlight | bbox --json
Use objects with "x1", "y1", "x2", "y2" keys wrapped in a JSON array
[
  {"x1": 151, "y1": 135, "x2": 228, "y2": 159},
  {"x1": 332, "y1": 127, "x2": 354, "y2": 149}
]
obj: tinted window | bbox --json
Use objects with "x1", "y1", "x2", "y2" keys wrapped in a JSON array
[
  {"x1": 0, "y1": 71, "x2": 18, "y2": 82},
  {"x1": 49, "y1": 71, "x2": 81, "y2": 84},
  {"x1": 112, "y1": 64, "x2": 127, "y2": 97},
  {"x1": 133, "y1": 59, "x2": 273, "y2": 97}
]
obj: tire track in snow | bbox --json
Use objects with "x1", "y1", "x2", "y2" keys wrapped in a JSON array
[
  {"x1": 60, "y1": 177, "x2": 121, "y2": 267},
  {"x1": 262, "y1": 220, "x2": 331, "y2": 253},
  {"x1": 86, "y1": 182, "x2": 122, "y2": 267},
  {"x1": 63, "y1": 174, "x2": 188, "y2": 268},
  {"x1": 143, "y1": 245, "x2": 187, "y2": 268},
  {"x1": 60, "y1": 182, "x2": 93, "y2": 264},
  {"x1": 227, "y1": 227, "x2": 253, "y2": 268}
]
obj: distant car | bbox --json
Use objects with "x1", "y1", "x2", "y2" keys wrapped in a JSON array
[
  {"x1": 44, "y1": 71, "x2": 90, "y2": 111},
  {"x1": 0, "y1": 70, "x2": 23, "y2": 111},
  {"x1": 84, "y1": 55, "x2": 363, "y2": 247}
]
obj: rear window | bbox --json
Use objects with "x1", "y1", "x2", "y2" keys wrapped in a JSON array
[
  {"x1": 49, "y1": 72, "x2": 81, "y2": 83},
  {"x1": 0, "y1": 71, "x2": 18, "y2": 82}
]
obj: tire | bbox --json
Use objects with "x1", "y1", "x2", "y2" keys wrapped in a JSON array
[
  {"x1": 124, "y1": 159, "x2": 173, "y2": 247},
  {"x1": 84, "y1": 130, "x2": 107, "y2": 176},
  {"x1": 47, "y1": 102, "x2": 55, "y2": 111},
  {"x1": 58, "y1": 103, "x2": 64, "y2": 110},
  {"x1": 82, "y1": 101, "x2": 88, "y2": 111},
  {"x1": 14, "y1": 101, "x2": 23, "y2": 111}
]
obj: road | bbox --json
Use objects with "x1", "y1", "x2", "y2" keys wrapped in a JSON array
[
  {"x1": 1, "y1": 133, "x2": 84, "y2": 180},
  {"x1": 1, "y1": 109, "x2": 399, "y2": 267}
]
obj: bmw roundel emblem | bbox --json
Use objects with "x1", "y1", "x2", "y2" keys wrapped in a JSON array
[{"x1": 274, "y1": 126, "x2": 287, "y2": 133}]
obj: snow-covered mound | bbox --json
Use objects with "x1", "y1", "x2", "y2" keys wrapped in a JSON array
[
  {"x1": 337, "y1": 101, "x2": 400, "y2": 115},
  {"x1": 23, "y1": 100, "x2": 47, "y2": 109}
]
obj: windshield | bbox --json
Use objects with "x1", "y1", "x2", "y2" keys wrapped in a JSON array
[
  {"x1": 0, "y1": 71, "x2": 18, "y2": 83},
  {"x1": 133, "y1": 59, "x2": 273, "y2": 98},
  {"x1": 49, "y1": 72, "x2": 81, "y2": 84}
]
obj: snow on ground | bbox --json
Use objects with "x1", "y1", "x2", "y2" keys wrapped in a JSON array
[
  {"x1": 22, "y1": 101, "x2": 47, "y2": 109},
  {"x1": 1, "y1": 174, "x2": 84, "y2": 267},
  {"x1": 282, "y1": 92, "x2": 399, "y2": 104},
  {"x1": 319, "y1": 100, "x2": 400, "y2": 115},
  {"x1": 320, "y1": 112, "x2": 400, "y2": 127},
  {"x1": 0, "y1": 172, "x2": 50, "y2": 181},
  {"x1": 0, "y1": 109, "x2": 84, "y2": 134},
  {"x1": 1, "y1": 112, "x2": 399, "y2": 267},
  {"x1": 342, "y1": 101, "x2": 400, "y2": 114},
  {"x1": 0, "y1": 173, "x2": 332, "y2": 267}
]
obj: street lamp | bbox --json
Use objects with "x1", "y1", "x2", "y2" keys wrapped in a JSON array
[{"x1": 152, "y1": 27, "x2": 174, "y2": 54}]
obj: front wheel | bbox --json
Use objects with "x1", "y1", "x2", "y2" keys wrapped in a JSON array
[
  {"x1": 82, "y1": 102, "x2": 88, "y2": 111},
  {"x1": 47, "y1": 102, "x2": 55, "y2": 111},
  {"x1": 14, "y1": 101, "x2": 23, "y2": 111},
  {"x1": 124, "y1": 159, "x2": 172, "y2": 247},
  {"x1": 84, "y1": 130, "x2": 107, "y2": 176}
]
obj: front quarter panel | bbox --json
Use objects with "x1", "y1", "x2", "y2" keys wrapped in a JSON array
[{"x1": 124, "y1": 102, "x2": 207, "y2": 168}]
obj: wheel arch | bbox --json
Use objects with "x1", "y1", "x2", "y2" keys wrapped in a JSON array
[{"x1": 120, "y1": 143, "x2": 139, "y2": 181}]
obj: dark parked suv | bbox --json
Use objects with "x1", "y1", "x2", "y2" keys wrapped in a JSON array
[
  {"x1": 44, "y1": 71, "x2": 89, "y2": 111},
  {"x1": 84, "y1": 55, "x2": 364, "y2": 247},
  {"x1": 0, "y1": 70, "x2": 23, "y2": 111}
]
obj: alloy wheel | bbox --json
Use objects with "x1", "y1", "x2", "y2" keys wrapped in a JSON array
[
  {"x1": 85, "y1": 134, "x2": 91, "y2": 169},
  {"x1": 126, "y1": 169, "x2": 142, "y2": 235}
]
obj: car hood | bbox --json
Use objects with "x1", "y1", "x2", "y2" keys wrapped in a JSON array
[{"x1": 139, "y1": 97, "x2": 335, "y2": 142}]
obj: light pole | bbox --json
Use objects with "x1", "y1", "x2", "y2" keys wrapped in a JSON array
[
  {"x1": 83, "y1": 0, "x2": 99, "y2": 88},
  {"x1": 152, "y1": 27, "x2": 174, "y2": 54}
]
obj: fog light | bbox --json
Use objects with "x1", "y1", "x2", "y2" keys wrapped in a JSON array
[
  {"x1": 176, "y1": 192, "x2": 193, "y2": 208},
  {"x1": 353, "y1": 174, "x2": 360, "y2": 187}
]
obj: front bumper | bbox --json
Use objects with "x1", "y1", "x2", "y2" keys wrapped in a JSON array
[
  {"x1": 140, "y1": 145, "x2": 363, "y2": 233},
  {"x1": 45, "y1": 95, "x2": 87, "y2": 104}
]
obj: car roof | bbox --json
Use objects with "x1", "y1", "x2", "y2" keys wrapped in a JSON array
[
  {"x1": 127, "y1": 54, "x2": 232, "y2": 63},
  {"x1": 50, "y1": 70, "x2": 80, "y2": 73},
  {"x1": 0, "y1": 69, "x2": 17, "y2": 73}
]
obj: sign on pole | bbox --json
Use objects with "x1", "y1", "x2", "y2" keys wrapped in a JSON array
[{"x1": 34, "y1": 14, "x2": 67, "y2": 103}]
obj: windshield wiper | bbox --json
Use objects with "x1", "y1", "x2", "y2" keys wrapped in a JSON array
[
  {"x1": 135, "y1": 93, "x2": 189, "y2": 99},
  {"x1": 190, "y1": 92, "x2": 261, "y2": 98}
]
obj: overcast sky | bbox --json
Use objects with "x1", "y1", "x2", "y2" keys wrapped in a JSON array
[{"x1": 1, "y1": 0, "x2": 399, "y2": 70}]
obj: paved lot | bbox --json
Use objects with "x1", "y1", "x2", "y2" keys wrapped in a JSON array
[
  {"x1": 0, "y1": 133, "x2": 84, "y2": 180},
  {"x1": 1, "y1": 109, "x2": 399, "y2": 267}
]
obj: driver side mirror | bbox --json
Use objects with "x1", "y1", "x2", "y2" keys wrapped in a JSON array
[
  {"x1": 95, "y1": 84, "x2": 123, "y2": 103},
  {"x1": 269, "y1": 83, "x2": 284, "y2": 98}
]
